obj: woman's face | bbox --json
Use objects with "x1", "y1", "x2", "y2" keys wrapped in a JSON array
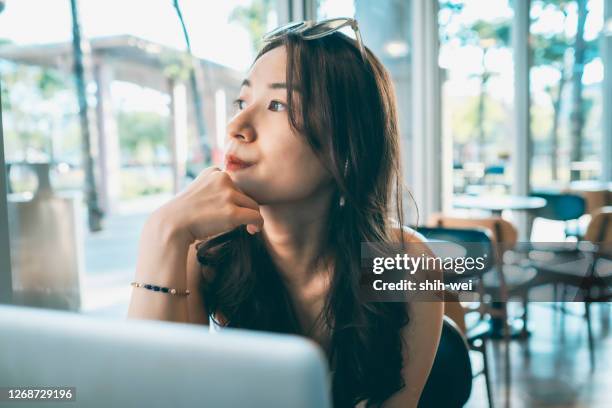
[{"x1": 224, "y1": 45, "x2": 332, "y2": 205}]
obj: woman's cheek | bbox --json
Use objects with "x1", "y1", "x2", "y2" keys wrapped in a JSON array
[
  {"x1": 233, "y1": 162, "x2": 326, "y2": 205},
  {"x1": 235, "y1": 135, "x2": 329, "y2": 203}
]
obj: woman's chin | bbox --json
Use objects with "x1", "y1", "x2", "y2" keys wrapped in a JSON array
[
  {"x1": 226, "y1": 168, "x2": 250, "y2": 184},
  {"x1": 230, "y1": 175, "x2": 264, "y2": 200}
]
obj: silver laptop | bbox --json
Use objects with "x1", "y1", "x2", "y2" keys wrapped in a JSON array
[{"x1": 0, "y1": 305, "x2": 331, "y2": 408}]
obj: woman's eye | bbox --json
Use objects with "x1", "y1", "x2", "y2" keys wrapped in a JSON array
[
  {"x1": 233, "y1": 99, "x2": 246, "y2": 111},
  {"x1": 268, "y1": 100, "x2": 287, "y2": 112}
]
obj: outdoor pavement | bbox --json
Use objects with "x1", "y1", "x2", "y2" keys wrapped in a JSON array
[{"x1": 81, "y1": 194, "x2": 171, "y2": 318}]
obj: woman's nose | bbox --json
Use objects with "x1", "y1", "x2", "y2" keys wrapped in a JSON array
[{"x1": 227, "y1": 117, "x2": 256, "y2": 143}]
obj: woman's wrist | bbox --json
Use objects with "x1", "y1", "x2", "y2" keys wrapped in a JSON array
[
  {"x1": 148, "y1": 204, "x2": 194, "y2": 248},
  {"x1": 135, "y1": 209, "x2": 192, "y2": 287}
]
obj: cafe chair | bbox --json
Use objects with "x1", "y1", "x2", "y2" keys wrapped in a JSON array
[
  {"x1": 416, "y1": 226, "x2": 497, "y2": 408},
  {"x1": 579, "y1": 190, "x2": 610, "y2": 215},
  {"x1": 483, "y1": 164, "x2": 509, "y2": 192},
  {"x1": 528, "y1": 207, "x2": 612, "y2": 369},
  {"x1": 428, "y1": 215, "x2": 538, "y2": 338},
  {"x1": 530, "y1": 191, "x2": 586, "y2": 240},
  {"x1": 419, "y1": 316, "x2": 473, "y2": 408},
  {"x1": 566, "y1": 189, "x2": 610, "y2": 239}
]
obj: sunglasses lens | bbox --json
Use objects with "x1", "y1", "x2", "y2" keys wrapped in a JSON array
[
  {"x1": 263, "y1": 21, "x2": 305, "y2": 40},
  {"x1": 300, "y1": 18, "x2": 349, "y2": 38}
]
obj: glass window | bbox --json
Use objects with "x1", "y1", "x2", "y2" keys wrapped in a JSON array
[
  {"x1": 530, "y1": 0, "x2": 605, "y2": 188},
  {"x1": 438, "y1": 0, "x2": 514, "y2": 196},
  {"x1": 0, "y1": 0, "x2": 283, "y2": 316}
]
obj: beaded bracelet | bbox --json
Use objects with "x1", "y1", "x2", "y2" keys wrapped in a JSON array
[{"x1": 131, "y1": 281, "x2": 190, "y2": 296}]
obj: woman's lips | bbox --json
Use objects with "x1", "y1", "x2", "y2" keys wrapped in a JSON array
[{"x1": 225, "y1": 154, "x2": 255, "y2": 172}]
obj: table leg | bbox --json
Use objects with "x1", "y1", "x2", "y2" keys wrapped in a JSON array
[
  {"x1": 488, "y1": 301, "x2": 530, "y2": 339},
  {"x1": 526, "y1": 212, "x2": 535, "y2": 241}
]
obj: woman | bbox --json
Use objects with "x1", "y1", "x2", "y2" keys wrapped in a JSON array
[{"x1": 128, "y1": 18, "x2": 443, "y2": 408}]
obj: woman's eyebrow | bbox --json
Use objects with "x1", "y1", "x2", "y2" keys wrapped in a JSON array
[
  {"x1": 240, "y1": 79, "x2": 299, "y2": 92},
  {"x1": 271, "y1": 82, "x2": 302, "y2": 93},
  {"x1": 240, "y1": 79, "x2": 284, "y2": 89},
  {"x1": 269, "y1": 82, "x2": 287, "y2": 89}
]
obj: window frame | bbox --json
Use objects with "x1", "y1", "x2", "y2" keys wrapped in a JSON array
[{"x1": 0, "y1": 78, "x2": 13, "y2": 304}]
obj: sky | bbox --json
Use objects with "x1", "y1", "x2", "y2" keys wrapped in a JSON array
[
  {"x1": 0, "y1": 0, "x2": 267, "y2": 71},
  {"x1": 0, "y1": 0, "x2": 281, "y2": 114},
  {"x1": 1, "y1": 0, "x2": 606, "y2": 78},
  {"x1": 0, "y1": 0, "x2": 607, "y2": 112}
]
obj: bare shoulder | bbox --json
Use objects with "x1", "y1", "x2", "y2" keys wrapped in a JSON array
[
  {"x1": 391, "y1": 226, "x2": 429, "y2": 257},
  {"x1": 391, "y1": 226, "x2": 442, "y2": 294},
  {"x1": 392, "y1": 226, "x2": 426, "y2": 244},
  {"x1": 384, "y1": 230, "x2": 442, "y2": 407}
]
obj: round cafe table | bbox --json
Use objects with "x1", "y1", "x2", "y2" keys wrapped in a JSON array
[
  {"x1": 453, "y1": 194, "x2": 547, "y2": 217},
  {"x1": 452, "y1": 194, "x2": 547, "y2": 339}
]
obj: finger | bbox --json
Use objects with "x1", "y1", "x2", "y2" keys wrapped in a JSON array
[
  {"x1": 196, "y1": 166, "x2": 222, "y2": 180},
  {"x1": 198, "y1": 166, "x2": 223, "y2": 176},
  {"x1": 231, "y1": 207, "x2": 264, "y2": 230},
  {"x1": 230, "y1": 190, "x2": 260, "y2": 212},
  {"x1": 204, "y1": 166, "x2": 222, "y2": 174}
]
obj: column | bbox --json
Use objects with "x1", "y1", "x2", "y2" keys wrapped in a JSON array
[
  {"x1": 0, "y1": 81, "x2": 12, "y2": 304},
  {"x1": 94, "y1": 62, "x2": 121, "y2": 214},
  {"x1": 411, "y1": 0, "x2": 444, "y2": 224},
  {"x1": 512, "y1": 0, "x2": 532, "y2": 239},
  {"x1": 169, "y1": 80, "x2": 188, "y2": 194},
  {"x1": 289, "y1": 0, "x2": 307, "y2": 21}
]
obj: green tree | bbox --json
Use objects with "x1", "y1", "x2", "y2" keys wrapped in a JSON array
[
  {"x1": 70, "y1": 0, "x2": 103, "y2": 231},
  {"x1": 532, "y1": 0, "x2": 598, "y2": 181},
  {"x1": 172, "y1": 0, "x2": 209, "y2": 164},
  {"x1": 0, "y1": 61, "x2": 71, "y2": 162},
  {"x1": 469, "y1": 21, "x2": 510, "y2": 162},
  {"x1": 440, "y1": 4, "x2": 511, "y2": 162},
  {"x1": 229, "y1": 0, "x2": 276, "y2": 53},
  {"x1": 117, "y1": 111, "x2": 168, "y2": 164},
  {"x1": 569, "y1": 0, "x2": 588, "y2": 180},
  {"x1": 532, "y1": 0, "x2": 573, "y2": 180}
]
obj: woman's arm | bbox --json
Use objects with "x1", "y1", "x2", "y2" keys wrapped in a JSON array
[
  {"x1": 127, "y1": 210, "x2": 193, "y2": 323},
  {"x1": 384, "y1": 301, "x2": 443, "y2": 408},
  {"x1": 381, "y1": 229, "x2": 444, "y2": 408},
  {"x1": 127, "y1": 167, "x2": 263, "y2": 324}
]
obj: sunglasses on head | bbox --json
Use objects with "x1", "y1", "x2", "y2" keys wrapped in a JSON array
[{"x1": 262, "y1": 17, "x2": 367, "y2": 62}]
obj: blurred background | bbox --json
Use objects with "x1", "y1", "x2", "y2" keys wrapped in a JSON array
[{"x1": 0, "y1": 0, "x2": 611, "y2": 407}]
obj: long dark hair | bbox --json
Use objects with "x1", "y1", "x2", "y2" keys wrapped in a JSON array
[{"x1": 197, "y1": 32, "x2": 409, "y2": 407}]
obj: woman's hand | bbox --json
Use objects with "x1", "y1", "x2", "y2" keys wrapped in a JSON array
[
  {"x1": 128, "y1": 167, "x2": 262, "y2": 322},
  {"x1": 153, "y1": 167, "x2": 264, "y2": 245}
]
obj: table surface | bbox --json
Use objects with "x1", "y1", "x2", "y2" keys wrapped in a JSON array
[
  {"x1": 535, "y1": 181, "x2": 612, "y2": 192},
  {"x1": 568, "y1": 181, "x2": 612, "y2": 192},
  {"x1": 453, "y1": 194, "x2": 547, "y2": 211}
]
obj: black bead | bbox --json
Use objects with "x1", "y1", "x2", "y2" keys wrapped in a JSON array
[
  {"x1": 161, "y1": 287, "x2": 169, "y2": 293},
  {"x1": 153, "y1": 286, "x2": 160, "y2": 291},
  {"x1": 144, "y1": 284, "x2": 152, "y2": 290}
]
